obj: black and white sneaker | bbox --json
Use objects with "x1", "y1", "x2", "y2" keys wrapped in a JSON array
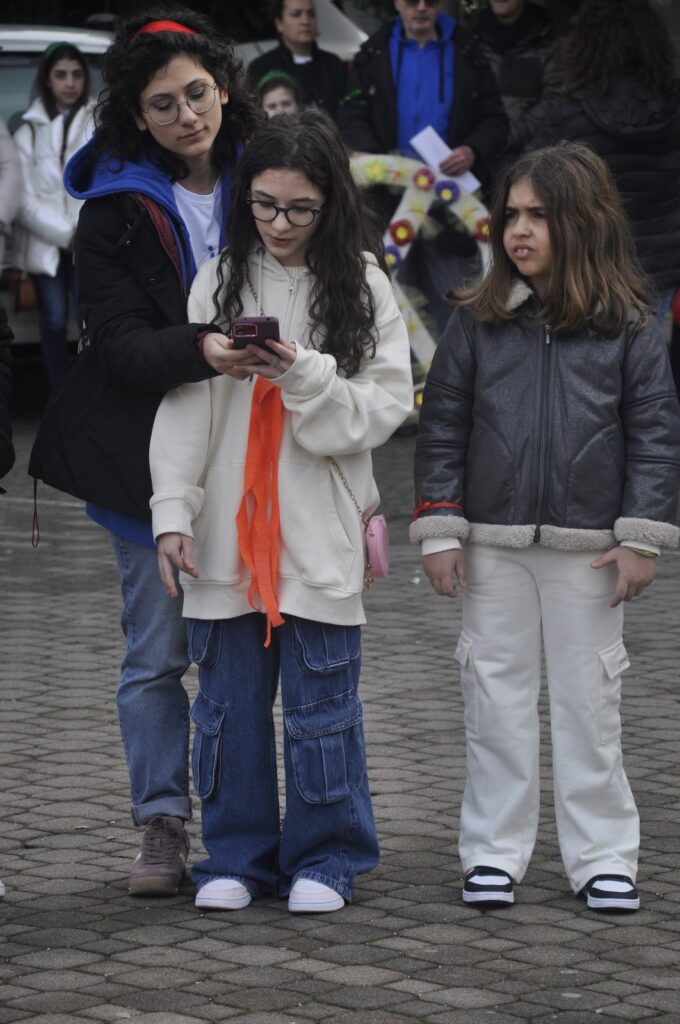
[
  {"x1": 463, "y1": 866, "x2": 514, "y2": 906},
  {"x1": 583, "y1": 874, "x2": 640, "y2": 912}
]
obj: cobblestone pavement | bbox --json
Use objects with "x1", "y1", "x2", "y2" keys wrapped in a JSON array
[{"x1": 2, "y1": 416, "x2": 680, "y2": 1024}]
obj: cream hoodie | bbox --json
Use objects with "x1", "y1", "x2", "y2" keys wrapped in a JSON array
[{"x1": 150, "y1": 247, "x2": 413, "y2": 626}]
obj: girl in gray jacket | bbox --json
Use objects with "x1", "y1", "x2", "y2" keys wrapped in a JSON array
[{"x1": 412, "y1": 142, "x2": 680, "y2": 913}]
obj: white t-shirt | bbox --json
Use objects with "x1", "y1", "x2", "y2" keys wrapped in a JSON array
[{"x1": 173, "y1": 178, "x2": 222, "y2": 272}]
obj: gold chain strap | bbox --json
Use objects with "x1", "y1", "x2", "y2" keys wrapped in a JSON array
[{"x1": 328, "y1": 457, "x2": 375, "y2": 588}]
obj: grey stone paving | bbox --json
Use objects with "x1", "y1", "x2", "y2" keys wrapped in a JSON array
[{"x1": 2, "y1": 416, "x2": 680, "y2": 1023}]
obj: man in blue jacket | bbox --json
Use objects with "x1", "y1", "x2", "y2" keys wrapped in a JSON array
[
  {"x1": 338, "y1": 0, "x2": 508, "y2": 184},
  {"x1": 338, "y1": 0, "x2": 508, "y2": 335}
]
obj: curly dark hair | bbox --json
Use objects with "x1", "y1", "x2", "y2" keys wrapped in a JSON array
[
  {"x1": 36, "y1": 42, "x2": 91, "y2": 126},
  {"x1": 563, "y1": 0, "x2": 675, "y2": 96},
  {"x1": 455, "y1": 142, "x2": 652, "y2": 336},
  {"x1": 90, "y1": 6, "x2": 263, "y2": 179},
  {"x1": 216, "y1": 109, "x2": 386, "y2": 377}
]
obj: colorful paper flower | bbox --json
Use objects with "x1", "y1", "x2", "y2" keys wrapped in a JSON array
[
  {"x1": 389, "y1": 219, "x2": 416, "y2": 246},
  {"x1": 474, "y1": 217, "x2": 491, "y2": 241},
  {"x1": 435, "y1": 179, "x2": 460, "y2": 204},
  {"x1": 413, "y1": 167, "x2": 435, "y2": 190},
  {"x1": 384, "y1": 245, "x2": 403, "y2": 270},
  {"x1": 363, "y1": 157, "x2": 389, "y2": 184}
]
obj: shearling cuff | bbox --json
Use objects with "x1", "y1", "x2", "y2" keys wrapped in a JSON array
[
  {"x1": 539, "y1": 525, "x2": 615, "y2": 552},
  {"x1": 469, "y1": 523, "x2": 535, "y2": 548},
  {"x1": 614, "y1": 516, "x2": 680, "y2": 550},
  {"x1": 409, "y1": 514, "x2": 470, "y2": 546}
]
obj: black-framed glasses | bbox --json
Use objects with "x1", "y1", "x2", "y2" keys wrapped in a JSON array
[
  {"x1": 142, "y1": 82, "x2": 219, "y2": 126},
  {"x1": 246, "y1": 196, "x2": 324, "y2": 227}
]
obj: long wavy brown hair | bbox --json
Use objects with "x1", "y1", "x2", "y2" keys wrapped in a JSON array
[
  {"x1": 215, "y1": 109, "x2": 386, "y2": 377},
  {"x1": 91, "y1": 7, "x2": 263, "y2": 180},
  {"x1": 563, "y1": 0, "x2": 675, "y2": 96},
  {"x1": 454, "y1": 142, "x2": 652, "y2": 337}
]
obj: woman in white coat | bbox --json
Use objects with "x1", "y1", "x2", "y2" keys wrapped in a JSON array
[{"x1": 14, "y1": 42, "x2": 95, "y2": 384}]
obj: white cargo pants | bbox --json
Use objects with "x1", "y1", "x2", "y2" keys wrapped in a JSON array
[{"x1": 455, "y1": 544, "x2": 639, "y2": 892}]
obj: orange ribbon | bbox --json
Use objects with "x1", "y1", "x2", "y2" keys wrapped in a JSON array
[{"x1": 236, "y1": 377, "x2": 286, "y2": 646}]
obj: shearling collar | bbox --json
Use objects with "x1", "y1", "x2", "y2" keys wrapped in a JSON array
[{"x1": 506, "y1": 278, "x2": 534, "y2": 312}]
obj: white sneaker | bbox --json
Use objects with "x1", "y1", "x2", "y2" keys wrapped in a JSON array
[
  {"x1": 195, "y1": 878, "x2": 252, "y2": 910},
  {"x1": 288, "y1": 879, "x2": 345, "y2": 913}
]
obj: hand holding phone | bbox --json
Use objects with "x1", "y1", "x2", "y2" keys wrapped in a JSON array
[{"x1": 231, "y1": 316, "x2": 280, "y2": 349}]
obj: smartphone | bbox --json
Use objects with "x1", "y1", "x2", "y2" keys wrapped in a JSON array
[{"x1": 231, "y1": 315, "x2": 280, "y2": 349}]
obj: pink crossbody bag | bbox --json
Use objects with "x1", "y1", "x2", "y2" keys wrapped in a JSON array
[{"x1": 329, "y1": 457, "x2": 390, "y2": 588}]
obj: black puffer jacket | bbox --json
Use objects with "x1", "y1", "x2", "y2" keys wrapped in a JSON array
[
  {"x1": 473, "y1": 2, "x2": 563, "y2": 158},
  {"x1": 538, "y1": 73, "x2": 680, "y2": 290},
  {"x1": 411, "y1": 281, "x2": 680, "y2": 552},
  {"x1": 0, "y1": 300, "x2": 15, "y2": 480},
  {"x1": 338, "y1": 20, "x2": 508, "y2": 185},
  {"x1": 28, "y1": 193, "x2": 219, "y2": 521}
]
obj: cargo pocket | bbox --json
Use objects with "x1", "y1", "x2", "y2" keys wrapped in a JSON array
[
  {"x1": 186, "y1": 619, "x2": 221, "y2": 668},
  {"x1": 285, "y1": 690, "x2": 365, "y2": 804},
  {"x1": 292, "y1": 619, "x2": 360, "y2": 676},
  {"x1": 598, "y1": 640, "x2": 630, "y2": 745},
  {"x1": 454, "y1": 631, "x2": 478, "y2": 735},
  {"x1": 190, "y1": 691, "x2": 225, "y2": 800}
]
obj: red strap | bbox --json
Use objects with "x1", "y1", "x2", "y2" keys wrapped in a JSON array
[
  {"x1": 236, "y1": 378, "x2": 286, "y2": 647},
  {"x1": 412, "y1": 499, "x2": 464, "y2": 522},
  {"x1": 130, "y1": 20, "x2": 198, "y2": 43}
]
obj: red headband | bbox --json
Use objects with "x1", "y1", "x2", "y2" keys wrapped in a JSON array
[{"x1": 130, "y1": 20, "x2": 198, "y2": 43}]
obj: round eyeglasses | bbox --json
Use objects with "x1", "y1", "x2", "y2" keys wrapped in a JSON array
[
  {"x1": 142, "y1": 82, "x2": 219, "y2": 126},
  {"x1": 246, "y1": 196, "x2": 324, "y2": 228}
]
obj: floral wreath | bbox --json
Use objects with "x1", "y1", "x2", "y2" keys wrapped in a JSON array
[{"x1": 351, "y1": 154, "x2": 490, "y2": 380}]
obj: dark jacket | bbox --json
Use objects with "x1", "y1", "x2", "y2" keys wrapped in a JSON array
[
  {"x1": 473, "y1": 2, "x2": 562, "y2": 157},
  {"x1": 28, "y1": 142, "x2": 231, "y2": 522},
  {"x1": 338, "y1": 19, "x2": 508, "y2": 184},
  {"x1": 247, "y1": 42, "x2": 347, "y2": 117},
  {"x1": 0, "y1": 299, "x2": 14, "y2": 480},
  {"x1": 411, "y1": 280, "x2": 680, "y2": 552},
  {"x1": 538, "y1": 74, "x2": 680, "y2": 291}
]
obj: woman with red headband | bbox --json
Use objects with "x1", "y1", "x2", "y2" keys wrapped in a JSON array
[{"x1": 29, "y1": 8, "x2": 262, "y2": 899}]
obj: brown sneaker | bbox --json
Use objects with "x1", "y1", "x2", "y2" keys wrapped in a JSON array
[{"x1": 128, "y1": 816, "x2": 189, "y2": 896}]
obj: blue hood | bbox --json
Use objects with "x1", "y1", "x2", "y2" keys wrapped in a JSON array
[
  {"x1": 65, "y1": 137, "x2": 234, "y2": 288},
  {"x1": 391, "y1": 12, "x2": 457, "y2": 50}
]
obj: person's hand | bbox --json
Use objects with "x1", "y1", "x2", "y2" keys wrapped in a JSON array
[
  {"x1": 591, "y1": 546, "x2": 656, "y2": 608},
  {"x1": 423, "y1": 548, "x2": 468, "y2": 598},
  {"x1": 239, "y1": 337, "x2": 297, "y2": 381},
  {"x1": 439, "y1": 145, "x2": 475, "y2": 176},
  {"x1": 201, "y1": 332, "x2": 256, "y2": 376},
  {"x1": 157, "y1": 532, "x2": 199, "y2": 598}
]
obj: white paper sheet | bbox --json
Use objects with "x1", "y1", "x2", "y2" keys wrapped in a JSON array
[{"x1": 409, "y1": 125, "x2": 481, "y2": 193}]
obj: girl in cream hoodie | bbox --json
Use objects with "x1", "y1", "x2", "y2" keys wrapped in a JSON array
[{"x1": 150, "y1": 110, "x2": 413, "y2": 914}]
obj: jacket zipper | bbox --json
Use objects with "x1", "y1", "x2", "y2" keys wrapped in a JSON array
[{"x1": 533, "y1": 324, "x2": 552, "y2": 542}]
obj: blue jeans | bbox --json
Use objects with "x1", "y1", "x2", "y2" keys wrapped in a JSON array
[
  {"x1": 33, "y1": 250, "x2": 74, "y2": 385},
  {"x1": 111, "y1": 534, "x2": 192, "y2": 825},
  {"x1": 188, "y1": 613, "x2": 380, "y2": 902}
]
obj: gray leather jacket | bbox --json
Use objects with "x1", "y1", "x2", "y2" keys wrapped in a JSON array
[{"x1": 411, "y1": 281, "x2": 680, "y2": 552}]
